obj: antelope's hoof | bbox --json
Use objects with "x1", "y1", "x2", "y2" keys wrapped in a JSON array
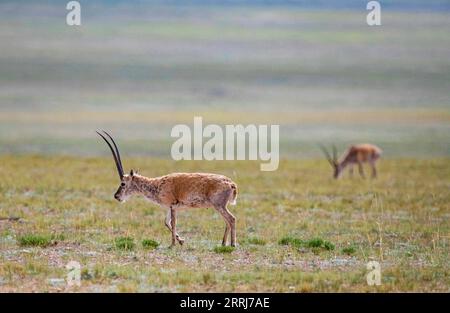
[{"x1": 178, "y1": 238, "x2": 185, "y2": 245}]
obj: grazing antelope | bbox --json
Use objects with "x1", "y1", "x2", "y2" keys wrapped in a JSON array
[
  {"x1": 96, "y1": 131, "x2": 238, "y2": 247},
  {"x1": 320, "y1": 144, "x2": 382, "y2": 179}
]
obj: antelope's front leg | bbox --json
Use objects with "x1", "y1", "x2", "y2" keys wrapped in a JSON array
[
  {"x1": 169, "y1": 207, "x2": 176, "y2": 247},
  {"x1": 170, "y1": 207, "x2": 179, "y2": 247},
  {"x1": 165, "y1": 209, "x2": 184, "y2": 245}
]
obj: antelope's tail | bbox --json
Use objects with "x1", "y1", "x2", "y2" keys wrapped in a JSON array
[{"x1": 229, "y1": 184, "x2": 238, "y2": 205}]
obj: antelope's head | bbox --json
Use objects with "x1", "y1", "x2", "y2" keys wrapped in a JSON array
[
  {"x1": 319, "y1": 145, "x2": 341, "y2": 179},
  {"x1": 97, "y1": 130, "x2": 137, "y2": 202}
]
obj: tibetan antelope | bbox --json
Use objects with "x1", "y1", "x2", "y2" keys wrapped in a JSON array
[
  {"x1": 320, "y1": 144, "x2": 382, "y2": 179},
  {"x1": 96, "y1": 131, "x2": 238, "y2": 247}
]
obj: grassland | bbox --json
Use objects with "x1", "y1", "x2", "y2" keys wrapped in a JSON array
[{"x1": 0, "y1": 156, "x2": 448, "y2": 292}]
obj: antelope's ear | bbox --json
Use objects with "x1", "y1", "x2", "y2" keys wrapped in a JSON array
[{"x1": 130, "y1": 169, "x2": 134, "y2": 176}]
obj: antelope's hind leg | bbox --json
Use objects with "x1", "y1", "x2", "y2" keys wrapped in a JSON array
[
  {"x1": 212, "y1": 189, "x2": 237, "y2": 247},
  {"x1": 215, "y1": 206, "x2": 236, "y2": 247},
  {"x1": 226, "y1": 208, "x2": 236, "y2": 247},
  {"x1": 221, "y1": 215, "x2": 231, "y2": 246},
  {"x1": 165, "y1": 209, "x2": 185, "y2": 246}
]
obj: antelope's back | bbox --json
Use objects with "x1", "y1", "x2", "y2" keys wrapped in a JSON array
[
  {"x1": 158, "y1": 173, "x2": 237, "y2": 207},
  {"x1": 352, "y1": 144, "x2": 382, "y2": 161}
]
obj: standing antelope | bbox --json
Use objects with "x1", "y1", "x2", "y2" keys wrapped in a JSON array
[
  {"x1": 96, "y1": 131, "x2": 238, "y2": 247},
  {"x1": 320, "y1": 144, "x2": 382, "y2": 179}
]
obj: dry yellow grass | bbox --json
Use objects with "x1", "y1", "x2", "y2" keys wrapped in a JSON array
[{"x1": 0, "y1": 156, "x2": 448, "y2": 292}]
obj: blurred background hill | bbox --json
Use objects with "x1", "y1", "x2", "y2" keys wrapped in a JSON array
[{"x1": 0, "y1": 0, "x2": 449, "y2": 158}]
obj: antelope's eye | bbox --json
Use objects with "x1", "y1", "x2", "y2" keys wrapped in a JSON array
[{"x1": 121, "y1": 183, "x2": 125, "y2": 187}]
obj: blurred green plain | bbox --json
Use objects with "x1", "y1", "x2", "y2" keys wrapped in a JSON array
[{"x1": 0, "y1": 4, "x2": 449, "y2": 157}]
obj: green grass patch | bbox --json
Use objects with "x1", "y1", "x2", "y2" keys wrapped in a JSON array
[
  {"x1": 279, "y1": 236, "x2": 335, "y2": 251},
  {"x1": 342, "y1": 246, "x2": 357, "y2": 255},
  {"x1": 81, "y1": 268, "x2": 93, "y2": 280},
  {"x1": 141, "y1": 239, "x2": 159, "y2": 250},
  {"x1": 279, "y1": 236, "x2": 304, "y2": 248},
  {"x1": 305, "y1": 238, "x2": 335, "y2": 251},
  {"x1": 246, "y1": 237, "x2": 266, "y2": 245},
  {"x1": 114, "y1": 237, "x2": 135, "y2": 251},
  {"x1": 17, "y1": 234, "x2": 63, "y2": 247},
  {"x1": 213, "y1": 246, "x2": 235, "y2": 253}
]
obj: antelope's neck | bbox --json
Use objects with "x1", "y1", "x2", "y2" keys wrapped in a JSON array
[
  {"x1": 339, "y1": 157, "x2": 351, "y2": 168},
  {"x1": 131, "y1": 175, "x2": 159, "y2": 203}
]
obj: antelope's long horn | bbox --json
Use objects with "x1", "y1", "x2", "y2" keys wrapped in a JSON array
[
  {"x1": 102, "y1": 130, "x2": 124, "y2": 175},
  {"x1": 96, "y1": 130, "x2": 124, "y2": 179},
  {"x1": 319, "y1": 144, "x2": 333, "y2": 165},
  {"x1": 332, "y1": 145, "x2": 338, "y2": 162}
]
